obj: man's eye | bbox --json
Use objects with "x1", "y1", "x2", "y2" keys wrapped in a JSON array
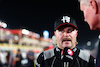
[
  {"x1": 59, "y1": 30, "x2": 64, "y2": 33},
  {"x1": 68, "y1": 29, "x2": 74, "y2": 33}
]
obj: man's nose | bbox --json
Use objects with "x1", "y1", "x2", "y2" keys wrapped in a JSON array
[{"x1": 63, "y1": 32, "x2": 69, "y2": 36}]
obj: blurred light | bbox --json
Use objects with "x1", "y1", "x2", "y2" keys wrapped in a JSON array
[
  {"x1": 21, "y1": 59, "x2": 28, "y2": 65},
  {"x1": 87, "y1": 41, "x2": 91, "y2": 46},
  {"x1": 14, "y1": 35, "x2": 19, "y2": 40},
  {"x1": 2, "y1": 23, "x2": 7, "y2": 28},
  {"x1": 22, "y1": 29, "x2": 29, "y2": 35},
  {"x1": 0, "y1": 21, "x2": 7, "y2": 28},
  {"x1": 35, "y1": 34, "x2": 40, "y2": 38},
  {"x1": 49, "y1": 45, "x2": 54, "y2": 49},
  {"x1": 43, "y1": 30, "x2": 49, "y2": 39},
  {"x1": 99, "y1": 35, "x2": 100, "y2": 39}
]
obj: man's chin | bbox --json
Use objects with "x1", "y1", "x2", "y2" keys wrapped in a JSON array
[{"x1": 63, "y1": 45, "x2": 71, "y2": 48}]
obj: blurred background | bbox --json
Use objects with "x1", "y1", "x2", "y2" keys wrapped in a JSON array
[{"x1": 0, "y1": 0, "x2": 99, "y2": 67}]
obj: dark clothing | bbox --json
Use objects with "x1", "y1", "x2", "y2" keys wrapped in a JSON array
[
  {"x1": 15, "y1": 54, "x2": 23, "y2": 67},
  {"x1": 21, "y1": 58, "x2": 35, "y2": 67},
  {"x1": 36, "y1": 47, "x2": 95, "y2": 67},
  {"x1": 27, "y1": 58, "x2": 34, "y2": 67}
]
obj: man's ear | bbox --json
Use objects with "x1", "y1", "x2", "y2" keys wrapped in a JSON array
[
  {"x1": 75, "y1": 30, "x2": 78, "y2": 36},
  {"x1": 54, "y1": 31, "x2": 56, "y2": 36},
  {"x1": 90, "y1": 0, "x2": 98, "y2": 14},
  {"x1": 76, "y1": 30, "x2": 78, "y2": 36}
]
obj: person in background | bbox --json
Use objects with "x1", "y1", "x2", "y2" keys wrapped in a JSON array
[
  {"x1": 36, "y1": 15, "x2": 95, "y2": 67},
  {"x1": 26, "y1": 51, "x2": 35, "y2": 67},
  {"x1": 14, "y1": 49, "x2": 23, "y2": 67},
  {"x1": 78, "y1": 0, "x2": 100, "y2": 66},
  {"x1": 0, "y1": 50, "x2": 7, "y2": 67},
  {"x1": 6, "y1": 51, "x2": 13, "y2": 67}
]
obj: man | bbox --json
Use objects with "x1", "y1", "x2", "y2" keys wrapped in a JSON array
[
  {"x1": 36, "y1": 15, "x2": 95, "y2": 67},
  {"x1": 78, "y1": 0, "x2": 100, "y2": 30},
  {"x1": 78, "y1": 0, "x2": 100, "y2": 66}
]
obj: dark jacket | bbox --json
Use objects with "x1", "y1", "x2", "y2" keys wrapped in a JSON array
[{"x1": 36, "y1": 47, "x2": 95, "y2": 67}]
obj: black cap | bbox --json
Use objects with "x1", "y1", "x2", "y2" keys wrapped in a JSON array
[
  {"x1": 54, "y1": 15, "x2": 78, "y2": 30},
  {"x1": 27, "y1": 51, "x2": 34, "y2": 56}
]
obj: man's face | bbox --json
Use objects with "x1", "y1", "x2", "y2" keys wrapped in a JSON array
[
  {"x1": 80, "y1": 1, "x2": 99, "y2": 30},
  {"x1": 54, "y1": 27, "x2": 78, "y2": 49}
]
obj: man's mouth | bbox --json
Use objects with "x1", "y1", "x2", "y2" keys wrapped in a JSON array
[{"x1": 62, "y1": 38, "x2": 72, "y2": 42}]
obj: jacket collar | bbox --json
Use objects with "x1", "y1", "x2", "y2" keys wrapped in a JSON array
[{"x1": 55, "y1": 47, "x2": 77, "y2": 52}]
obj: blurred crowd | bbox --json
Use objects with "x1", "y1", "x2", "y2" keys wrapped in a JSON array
[
  {"x1": 0, "y1": 22, "x2": 54, "y2": 67},
  {"x1": 0, "y1": 49, "x2": 37, "y2": 67}
]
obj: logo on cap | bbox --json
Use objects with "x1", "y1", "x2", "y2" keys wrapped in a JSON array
[{"x1": 61, "y1": 16, "x2": 70, "y2": 23}]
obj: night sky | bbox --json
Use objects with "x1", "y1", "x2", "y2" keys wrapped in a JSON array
[{"x1": 0, "y1": 0, "x2": 100, "y2": 49}]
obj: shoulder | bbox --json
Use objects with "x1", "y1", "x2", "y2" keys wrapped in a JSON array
[
  {"x1": 43, "y1": 48, "x2": 55, "y2": 60},
  {"x1": 37, "y1": 48, "x2": 55, "y2": 60},
  {"x1": 78, "y1": 49, "x2": 93, "y2": 62}
]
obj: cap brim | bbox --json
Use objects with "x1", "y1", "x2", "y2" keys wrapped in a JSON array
[{"x1": 55, "y1": 23, "x2": 78, "y2": 30}]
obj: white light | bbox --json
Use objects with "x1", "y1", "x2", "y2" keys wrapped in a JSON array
[
  {"x1": 0, "y1": 22, "x2": 7, "y2": 28},
  {"x1": 87, "y1": 41, "x2": 91, "y2": 46},
  {"x1": 2, "y1": 23, "x2": 7, "y2": 28},
  {"x1": 22, "y1": 29, "x2": 29, "y2": 35},
  {"x1": 43, "y1": 30, "x2": 49, "y2": 39},
  {"x1": 21, "y1": 59, "x2": 28, "y2": 64},
  {"x1": 99, "y1": 35, "x2": 100, "y2": 39},
  {"x1": 35, "y1": 34, "x2": 40, "y2": 38}
]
